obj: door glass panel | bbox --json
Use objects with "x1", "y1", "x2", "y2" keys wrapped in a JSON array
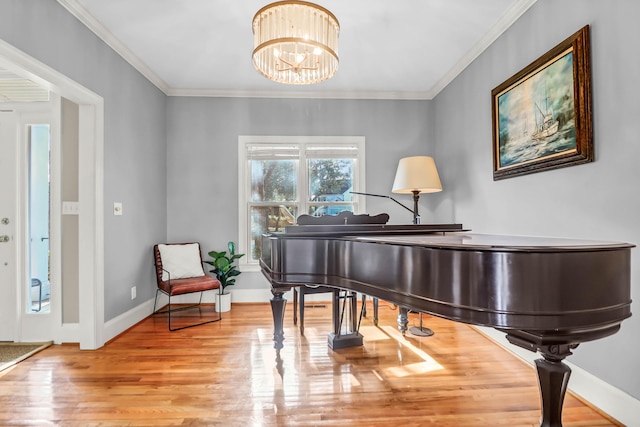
[{"x1": 28, "y1": 124, "x2": 50, "y2": 313}]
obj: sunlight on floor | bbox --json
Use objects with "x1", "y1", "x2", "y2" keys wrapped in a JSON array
[
  {"x1": 378, "y1": 325, "x2": 443, "y2": 377},
  {"x1": 358, "y1": 325, "x2": 392, "y2": 341}
]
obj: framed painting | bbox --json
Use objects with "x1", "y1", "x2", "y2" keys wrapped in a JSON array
[{"x1": 491, "y1": 25, "x2": 593, "y2": 180}]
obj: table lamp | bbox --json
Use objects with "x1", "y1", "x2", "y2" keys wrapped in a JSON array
[
  {"x1": 391, "y1": 155, "x2": 442, "y2": 337},
  {"x1": 391, "y1": 156, "x2": 442, "y2": 224}
]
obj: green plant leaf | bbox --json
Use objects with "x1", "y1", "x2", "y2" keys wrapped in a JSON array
[
  {"x1": 208, "y1": 250, "x2": 225, "y2": 259},
  {"x1": 215, "y1": 257, "x2": 230, "y2": 270},
  {"x1": 206, "y1": 242, "x2": 245, "y2": 292}
]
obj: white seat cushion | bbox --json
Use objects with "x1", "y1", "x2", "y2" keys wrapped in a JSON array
[{"x1": 158, "y1": 243, "x2": 205, "y2": 281}]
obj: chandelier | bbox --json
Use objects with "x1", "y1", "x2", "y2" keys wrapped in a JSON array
[{"x1": 252, "y1": 1, "x2": 340, "y2": 85}]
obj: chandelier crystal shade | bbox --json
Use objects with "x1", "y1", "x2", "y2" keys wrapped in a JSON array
[{"x1": 252, "y1": 1, "x2": 340, "y2": 85}]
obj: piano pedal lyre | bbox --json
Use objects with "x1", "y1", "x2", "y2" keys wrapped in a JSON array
[{"x1": 328, "y1": 290, "x2": 364, "y2": 350}]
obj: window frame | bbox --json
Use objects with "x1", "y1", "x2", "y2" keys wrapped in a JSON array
[{"x1": 238, "y1": 135, "x2": 366, "y2": 271}]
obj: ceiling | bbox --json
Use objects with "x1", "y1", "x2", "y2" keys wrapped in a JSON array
[{"x1": 2, "y1": 0, "x2": 537, "y2": 102}]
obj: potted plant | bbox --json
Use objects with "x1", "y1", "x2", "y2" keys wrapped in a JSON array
[{"x1": 205, "y1": 241, "x2": 244, "y2": 312}]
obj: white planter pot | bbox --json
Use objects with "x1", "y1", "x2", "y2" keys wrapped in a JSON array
[{"x1": 215, "y1": 292, "x2": 231, "y2": 312}]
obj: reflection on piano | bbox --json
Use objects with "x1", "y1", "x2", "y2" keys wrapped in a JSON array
[{"x1": 259, "y1": 224, "x2": 633, "y2": 427}]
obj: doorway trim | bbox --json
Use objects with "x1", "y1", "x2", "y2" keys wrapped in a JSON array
[{"x1": 0, "y1": 39, "x2": 105, "y2": 350}]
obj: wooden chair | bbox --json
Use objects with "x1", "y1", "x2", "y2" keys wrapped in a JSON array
[
  {"x1": 153, "y1": 242, "x2": 222, "y2": 331},
  {"x1": 293, "y1": 211, "x2": 389, "y2": 334}
]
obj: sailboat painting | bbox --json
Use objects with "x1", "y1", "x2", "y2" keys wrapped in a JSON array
[
  {"x1": 491, "y1": 25, "x2": 593, "y2": 180},
  {"x1": 496, "y1": 51, "x2": 575, "y2": 168}
]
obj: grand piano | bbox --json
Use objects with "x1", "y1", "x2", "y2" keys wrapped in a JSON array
[{"x1": 259, "y1": 224, "x2": 633, "y2": 427}]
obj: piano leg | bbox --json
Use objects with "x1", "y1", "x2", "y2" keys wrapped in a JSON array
[
  {"x1": 270, "y1": 290, "x2": 287, "y2": 350},
  {"x1": 373, "y1": 298, "x2": 379, "y2": 326},
  {"x1": 535, "y1": 344, "x2": 576, "y2": 427},
  {"x1": 506, "y1": 333, "x2": 579, "y2": 427},
  {"x1": 397, "y1": 307, "x2": 409, "y2": 335},
  {"x1": 361, "y1": 296, "x2": 379, "y2": 326}
]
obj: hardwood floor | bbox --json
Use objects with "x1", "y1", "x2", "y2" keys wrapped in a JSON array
[{"x1": 0, "y1": 301, "x2": 620, "y2": 426}]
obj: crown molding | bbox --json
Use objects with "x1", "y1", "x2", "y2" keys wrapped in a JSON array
[
  {"x1": 56, "y1": 0, "x2": 170, "y2": 94},
  {"x1": 166, "y1": 87, "x2": 434, "y2": 100},
  {"x1": 57, "y1": 0, "x2": 537, "y2": 101},
  {"x1": 427, "y1": 0, "x2": 538, "y2": 99}
]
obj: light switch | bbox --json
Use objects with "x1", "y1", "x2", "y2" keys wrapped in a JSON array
[
  {"x1": 113, "y1": 202, "x2": 123, "y2": 216},
  {"x1": 62, "y1": 201, "x2": 80, "y2": 215}
]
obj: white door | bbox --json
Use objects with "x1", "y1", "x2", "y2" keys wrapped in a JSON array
[
  {"x1": 0, "y1": 109, "x2": 55, "y2": 342},
  {"x1": 20, "y1": 112, "x2": 55, "y2": 342},
  {"x1": 0, "y1": 112, "x2": 18, "y2": 341}
]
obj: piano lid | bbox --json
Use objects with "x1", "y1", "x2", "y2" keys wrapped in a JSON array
[
  {"x1": 353, "y1": 233, "x2": 635, "y2": 252},
  {"x1": 282, "y1": 223, "x2": 465, "y2": 236}
]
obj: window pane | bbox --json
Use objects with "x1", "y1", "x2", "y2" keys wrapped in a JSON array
[
  {"x1": 309, "y1": 205, "x2": 353, "y2": 217},
  {"x1": 249, "y1": 205, "x2": 297, "y2": 261},
  {"x1": 28, "y1": 124, "x2": 51, "y2": 314},
  {"x1": 251, "y1": 160, "x2": 297, "y2": 202},
  {"x1": 308, "y1": 159, "x2": 354, "y2": 202}
]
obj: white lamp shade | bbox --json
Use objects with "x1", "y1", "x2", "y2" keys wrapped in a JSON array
[{"x1": 392, "y1": 156, "x2": 443, "y2": 194}]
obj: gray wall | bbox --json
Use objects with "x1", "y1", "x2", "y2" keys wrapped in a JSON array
[
  {"x1": 432, "y1": 0, "x2": 640, "y2": 399},
  {"x1": 0, "y1": 0, "x2": 168, "y2": 321},
  {"x1": 165, "y1": 97, "x2": 436, "y2": 281}
]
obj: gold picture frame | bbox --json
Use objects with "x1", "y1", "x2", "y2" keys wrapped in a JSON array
[{"x1": 491, "y1": 25, "x2": 593, "y2": 180}]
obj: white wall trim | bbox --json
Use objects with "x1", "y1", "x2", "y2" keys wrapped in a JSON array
[
  {"x1": 103, "y1": 299, "x2": 155, "y2": 343},
  {"x1": 474, "y1": 326, "x2": 640, "y2": 427},
  {"x1": 57, "y1": 322, "x2": 81, "y2": 344},
  {"x1": 166, "y1": 87, "x2": 435, "y2": 101},
  {"x1": 56, "y1": 0, "x2": 537, "y2": 101},
  {"x1": 237, "y1": 135, "x2": 366, "y2": 269},
  {"x1": 0, "y1": 38, "x2": 105, "y2": 350},
  {"x1": 427, "y1": 0, "x2": 538, "y2": 98},
  {"x1": 231, "y1": 288, "x2": 280, "y2": 304}
]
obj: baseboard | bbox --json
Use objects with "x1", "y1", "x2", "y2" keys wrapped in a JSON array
[
  {"x1": 473, "y1": 326, "x2": 640, "y2": 427},
  {"x1": 100, "y1": 289, "x2": 323, "y2": 344},
  {"x1": 103, "y1": 299, "x2": 155, "y2": 343},
  {"x1": 231, "y1": 288, "x2": 294, "y2": 303},
  {"x1": 101, "y1": 290, "x2": 281, "y2": 343}
]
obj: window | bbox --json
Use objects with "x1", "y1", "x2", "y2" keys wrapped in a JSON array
[{"x1": 238, "y1": 136, "x2": 366, "y2": 268}]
